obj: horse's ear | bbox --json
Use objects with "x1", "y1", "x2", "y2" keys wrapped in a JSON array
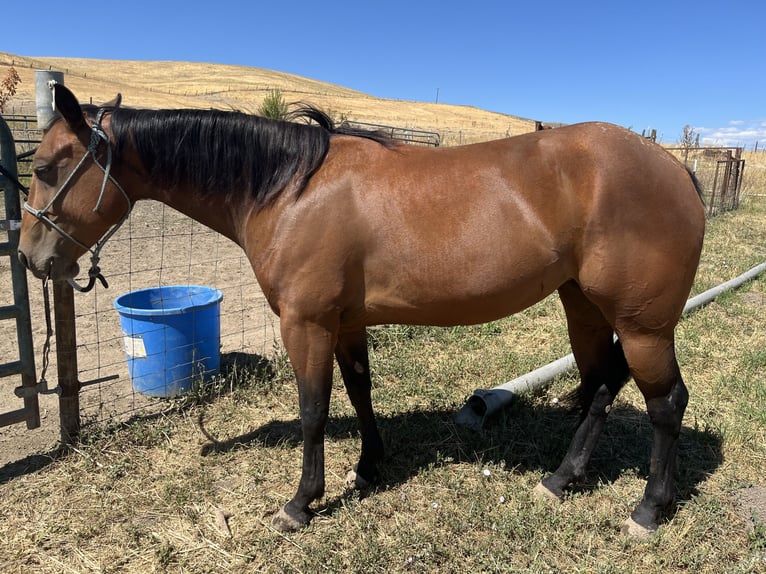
[
  {"x1": 53, "y1": 85, "x2": 86, "y2": 130},
  {"x1": 102, "y1": 93, "x2": 122, "y2": 109}
]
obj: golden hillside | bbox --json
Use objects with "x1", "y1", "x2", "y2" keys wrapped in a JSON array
[{"x1": 1, "y1": 52, "x2": 536, "y2": 145}]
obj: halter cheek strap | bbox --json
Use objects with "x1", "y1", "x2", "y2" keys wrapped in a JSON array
[{"x1": 23, "y1": 108, "x2": 132, "y2": 292}]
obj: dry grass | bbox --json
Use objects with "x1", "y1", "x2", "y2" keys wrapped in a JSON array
[
  {"x1": 742, "y1": 150, "x2": 766, "y2": 199},
  {"x1": 0, "y1": 52, "x2": 534, "y2": 145}
]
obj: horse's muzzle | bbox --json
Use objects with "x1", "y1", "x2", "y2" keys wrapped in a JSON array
[
  {"x1": 18, "y1": 249, "x2": 78, "y2": 281},
  {"x1": 17, "y1": 249, "x2": 49, "y2": 279}
]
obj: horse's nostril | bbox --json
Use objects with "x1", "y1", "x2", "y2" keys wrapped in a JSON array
[{"x1": 18, "y1": 250, "x2": 29, "y2": 269}]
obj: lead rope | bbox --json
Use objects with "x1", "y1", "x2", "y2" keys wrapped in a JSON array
[{"x1": 37, "y1": 275, "x2": 53, "y2": 391}]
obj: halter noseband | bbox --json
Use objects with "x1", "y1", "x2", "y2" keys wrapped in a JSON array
[{"x1": 23, "y1": 108, "x2": 132, "y2": 292}]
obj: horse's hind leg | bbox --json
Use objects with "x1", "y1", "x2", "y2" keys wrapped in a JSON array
[
  {"x1": 335, "y1": 329, "x2": 384, "y2": 488},
  {"x1": 535, "y1": 280, "x2": 630, "y2": 499},
  {"x1": 619, "y1": 333, "x2": 688, "y2": 538}
]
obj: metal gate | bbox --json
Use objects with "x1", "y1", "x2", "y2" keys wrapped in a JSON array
[
  {"x1": 0, "y1": 115, "x2": 40, "y2": 429},
  {"x1": 709, "y1": 152, "x2": 746, "y2": 216},
  {"x1": 667, "y1": 146, "x2": 747, "y2": 217}
]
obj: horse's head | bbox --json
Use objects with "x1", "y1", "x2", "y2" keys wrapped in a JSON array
[{"x1": 17, "y1": 85, "x2": 131, "y2": 284}]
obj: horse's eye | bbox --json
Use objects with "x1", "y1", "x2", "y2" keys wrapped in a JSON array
[{"x1": 33, "y1": 165, "x2": 54, "y2": 181}]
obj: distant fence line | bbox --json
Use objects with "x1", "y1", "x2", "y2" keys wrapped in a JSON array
[
  {"x1": 4, "y1": 54, "x2": 765, "y2": 151},
  {"x1": 343, "y1": 120, "x2": 441, "y2": 147}
]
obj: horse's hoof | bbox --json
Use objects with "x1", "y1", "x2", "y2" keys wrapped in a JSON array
[
  {"x1": 345, "y1": 468, "x2": 371, "y2": 490},
  {"x1": 621, "y1": 516, "x2": 656, "y2": 540},
  {"x1": 532, "y1": 482, "x2": 562, "y2": 502},
  {"x1": 271, "y1": 506, "x2": 310, "y2": 532}
]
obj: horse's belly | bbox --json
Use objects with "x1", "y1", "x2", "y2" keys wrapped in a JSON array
[{"x1": 361, "y1": 261, "x2": 567, "y2": 327}]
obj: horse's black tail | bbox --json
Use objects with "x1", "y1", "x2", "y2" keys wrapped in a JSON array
[{"x1": 687, "y1": 167, "x2": 706, "y2": 206}]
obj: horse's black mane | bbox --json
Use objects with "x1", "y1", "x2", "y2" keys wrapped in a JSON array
[{"x1": 92, "y1": 104, "x2": 394, "y2": 207}]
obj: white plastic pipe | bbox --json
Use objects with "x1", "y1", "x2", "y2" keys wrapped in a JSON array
[
  {"x1": 455, "y1": 261, "x2": 766, "y2": 430},
  {"x1": 682, "y1": 262, "x2": 766, "y2": 314}
]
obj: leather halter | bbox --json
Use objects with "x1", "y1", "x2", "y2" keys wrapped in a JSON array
[{"x1": 23, "y1": 108, "x2": 132, "y2": 292}]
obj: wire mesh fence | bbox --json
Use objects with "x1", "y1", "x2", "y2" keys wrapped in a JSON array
[{"x1": 39, "y1": 200, "x2": 281, "y2": 425}]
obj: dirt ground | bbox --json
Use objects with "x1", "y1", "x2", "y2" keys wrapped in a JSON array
[
  {"x1": 735, "y1": 485, "x2": 766, "y2": 532},
  {"x1": 0, "y1": 200, "x2": 281, "y2": 467}
]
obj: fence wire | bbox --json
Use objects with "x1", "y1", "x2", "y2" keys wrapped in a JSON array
[{"x1": 69, "y1": 200, "x2": 281, "y2": 424}]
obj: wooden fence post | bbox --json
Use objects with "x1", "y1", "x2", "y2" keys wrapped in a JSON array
[{"x1": 53, "y1": 281, "x2": 80, "y2": 443}]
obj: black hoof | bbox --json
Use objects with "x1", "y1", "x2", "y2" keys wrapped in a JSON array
[{"x1": 271, "y1": 505, "x2": 311, "y2": 532}]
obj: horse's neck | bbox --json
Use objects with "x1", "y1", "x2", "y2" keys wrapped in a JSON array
[
  {"x1": 119, "y1": 151, "x2": 282, "y2": 272},
  {"x1": 153, "y1": 183, "x2": 292, "y2": 296},
  {"x1": 145, "y1": 184, "x2": 250, "y2": 246}
]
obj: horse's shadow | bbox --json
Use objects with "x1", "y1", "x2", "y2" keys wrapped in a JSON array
[{"x1": 199, "y1": 358, "x2": 724, "y2": 520}]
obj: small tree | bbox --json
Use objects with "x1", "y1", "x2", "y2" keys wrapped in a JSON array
[
  {"x1": 679, "y1": 125, "x2": 700, "y2": 165},
  {"x1": 326, "y1": 107, "x2": 351, "y2": 126},
  {"x1": 258, "y1": 89, "x2": 289, "y2": 120},
  {"x1": 679, "y1": 125, "x2": 699, "y2": 148},
  {"x1": 0, "y1": 67, "x2": 22, "y2": 114}
]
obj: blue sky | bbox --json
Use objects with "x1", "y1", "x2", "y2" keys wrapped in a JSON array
[{"x1": 4, "y1": 0, "x2": 765, "y2": 147}]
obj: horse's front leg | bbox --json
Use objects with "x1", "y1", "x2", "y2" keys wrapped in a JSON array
[{"x1": 272, "y1": 316, "x2": 337, "y2": 532}]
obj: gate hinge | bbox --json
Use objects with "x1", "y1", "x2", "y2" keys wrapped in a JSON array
[
  {"x1": 0, "y1": 219, "x2": 22, "y2": 231},
  {"x1": 14, "y1": 380, "x2": 61, "y2": 398}
]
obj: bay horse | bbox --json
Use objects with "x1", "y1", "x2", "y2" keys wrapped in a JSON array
[{"x1": 18, "y1": 85, "x2": 705, "y2": 538}]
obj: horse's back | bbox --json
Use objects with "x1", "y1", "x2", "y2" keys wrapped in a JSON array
[{"x1": 264, "y1": 123, "x2": 704, "y2": 331}]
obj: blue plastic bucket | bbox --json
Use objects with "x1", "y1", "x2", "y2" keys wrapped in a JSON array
[{"x1": 113, "y1": 285, "x2": 223, "y2": 397}]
